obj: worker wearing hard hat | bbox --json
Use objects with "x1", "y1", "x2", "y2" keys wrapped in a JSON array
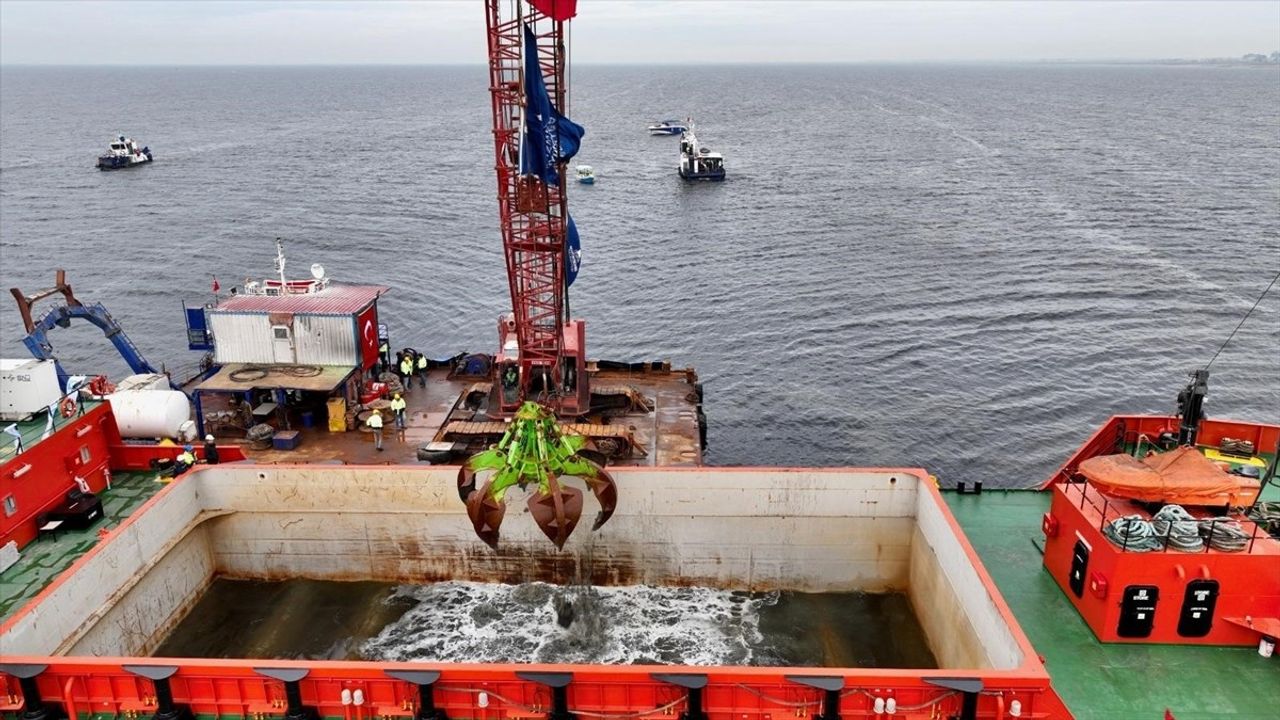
[
  {"x1": 203, "y1": 434, "x2": 221, "y2": 465},
  {"x1": 399, "y1": 355, "x2": 414, "y2": 394},
  {"x1": 175, "y1": 444, "x2": 196, "y2": 473},
  {"x1": 366, "y1": 409, "x2": 384, "y2": 451},
  {"x1": 415, "y1": 351, "x2": 428, "y2": 388},
  {"x1": 390, "y1": 393, "x2": 407, "y2": 430}
]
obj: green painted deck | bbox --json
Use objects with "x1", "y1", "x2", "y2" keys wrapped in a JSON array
[
  {"x1": 0, "y1": 398, "x2": 103, "y2": 462},
  {"x1": 946, "y1": 489, "x2": 1280, "y2": 720},
  {"x1": 0, "y1": 470, "x2": 161, "y2": 622}
]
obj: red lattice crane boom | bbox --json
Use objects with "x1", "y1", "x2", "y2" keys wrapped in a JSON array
[{"x1": 484, "y1": 0, "x2": 588, "y2": 416}]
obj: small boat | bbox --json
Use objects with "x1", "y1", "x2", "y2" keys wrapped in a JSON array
[
  {"x1": 647, "y1": 119, "x2": 688, "y2": 136},
  {"x1": 97, "y1": 136, "x2": 152, "y2": 170},
  {"x1": 575, "y1": 165, "x2": 596, "y2": 184},
  {"x1": 678, "y1": 124, "x2": 725, "y2": 181}
]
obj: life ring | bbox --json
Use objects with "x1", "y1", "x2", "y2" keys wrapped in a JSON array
[
  {"x1": 59, "y1": 396, "x2": 78, "y2": 418},
  {"x1": 88, "y1": 376, "x2": 115, "y2": 396}
]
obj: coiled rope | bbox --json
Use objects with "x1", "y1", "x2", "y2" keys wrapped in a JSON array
[
  {"x1": 1103, "y1": 515, "x2": 1161, "y2": 551},
  {"x1": 1198, "y1": 518, "x2": 1250, "y2": 552},
  {"x1": 1151, "y1": 505, "x2": 1205, "y2": 552},
  {"x1": 1247, "y1": 502, "x2": 1280, "y2": 538}
]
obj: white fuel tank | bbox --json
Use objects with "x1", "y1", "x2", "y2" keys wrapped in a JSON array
[{"x1": 107, "y1": 389, "x2": 192, "y2": 439}]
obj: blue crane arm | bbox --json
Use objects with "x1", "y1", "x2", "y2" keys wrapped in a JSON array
[{"x1": 21, "y1": 302, "x2": 165, "y2": 388}]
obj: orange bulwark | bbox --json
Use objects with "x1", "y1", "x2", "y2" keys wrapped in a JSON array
[{"x1": 1041, "y1": 414, "x2": 1280, "y2": 646}]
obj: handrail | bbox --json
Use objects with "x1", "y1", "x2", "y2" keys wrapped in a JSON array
[
  {"x1": 1062, "y1": 480, "x2": 1270, "y2": 554},
  {"x1": 0, "y1": 393, "x2": 95, "y2": 463}
]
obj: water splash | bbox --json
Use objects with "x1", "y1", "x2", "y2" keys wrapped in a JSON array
[{"x1": 360, "y1": 581, "x2": 773, "y2": 665}]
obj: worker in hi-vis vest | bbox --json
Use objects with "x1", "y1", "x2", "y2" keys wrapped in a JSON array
[
  {"x1": 390, "y1": 393, "x2": 407, "y2": 430},
  {"x1": 399, "y1": 355, "x2": 414, "y2": 393},
  {"x1": 366, "y1": 409, "x2": 384, "y2": 451}
]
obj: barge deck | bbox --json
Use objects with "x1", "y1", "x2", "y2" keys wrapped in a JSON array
[{"x1": 196, "y1": 365, "x2": 704, "y2": 467}]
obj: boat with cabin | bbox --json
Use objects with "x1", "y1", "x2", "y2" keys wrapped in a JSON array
[
  {"x1": 96, "y1": 136, "x2": 152, "y2": 170},
  {"x1": 575, "y1": 165, "x2": 595, "y2": 184},
  {"x1": 647, "y1": 119, "x2": 687, "y2": 136},
  {"x1": 678, "y1": 123, "x2": 725, "y2": 181}
]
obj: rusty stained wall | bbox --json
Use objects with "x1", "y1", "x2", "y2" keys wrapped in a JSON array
[
  {"x1": 2, "y1": 466, "x2": 1023, "y2": 669},
  {"x1": 197, "y1": 466, "x2": 919, "y2": 591}
]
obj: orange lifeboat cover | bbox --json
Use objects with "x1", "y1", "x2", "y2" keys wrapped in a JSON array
[{"x1": 1078, "y1": 446, "x2": 1260, "y2": 506}]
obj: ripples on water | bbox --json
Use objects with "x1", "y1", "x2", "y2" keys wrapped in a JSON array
[{"x1": 1, "y1": 64, "x2": 1277, "y2": 486}]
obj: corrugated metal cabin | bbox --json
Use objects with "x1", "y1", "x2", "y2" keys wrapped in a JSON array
[
  {"x1": 208, "y1": 284, "x2": 388, "y2": 367},
  {"x1": 190, "y1": 283, "x2": 389, "y2": 441}
]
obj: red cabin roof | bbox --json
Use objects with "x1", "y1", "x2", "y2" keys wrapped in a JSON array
[{"x1": 213, "y1": 283, "x2": 389, "y2": 315}]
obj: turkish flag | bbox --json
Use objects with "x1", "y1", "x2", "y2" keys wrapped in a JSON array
[
  {"x1": 358, "y1": 306, "x2": 379, "y2": 370},
  {"x1": 529, "y1": 0, "x2": 576, "y2": 21},
  {"x1": 211, "y1": 276, "x2": 220, "y2": 293}
]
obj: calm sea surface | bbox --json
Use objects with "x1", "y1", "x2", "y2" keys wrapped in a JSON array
[{"x1": 2, "y1": 64, "x2": 1277, "y2": 486}]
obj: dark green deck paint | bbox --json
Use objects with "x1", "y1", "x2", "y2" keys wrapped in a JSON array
[
  {"x1": 945, "y1": 489, "x2": 1280, "y2": 720},
  {"x1": 0, "y1": 470, "x2": 161, "y2": 622}
]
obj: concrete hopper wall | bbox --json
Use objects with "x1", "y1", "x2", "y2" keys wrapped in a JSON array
[
  {"x1": 201, "y1": 466, "x2": 917, "y2": 591},
  {"x1": 909, "y1": 493, "x2": 1024, "y2": 669},
  {"x1": 1, "y1": 466, "x2": 1026, "y2": 671},
  {"x1": 2, "y1": 478, "x2": 207, "y2": 656}
]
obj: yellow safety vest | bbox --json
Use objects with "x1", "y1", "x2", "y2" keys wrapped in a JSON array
[
  {"x1": 366, "y1": 413, "x2": 383, "y2": 429},
  {"x1": 178, "y1": 451, "x2": 196, "y2": 465},
  {"x1": 417, "y1": 355, "x2": 427, "y2": 370},
  {"x1": 390, "y1": 398, "x2": 406, "y2": 413},
  {"x1": 400, "y1": 359, "x2": 413, "y2": 375}
]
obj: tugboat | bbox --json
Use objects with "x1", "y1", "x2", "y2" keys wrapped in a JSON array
[
  {"x1": 96, "y1": 136, "x2": 152, "y2": 170},
  {"x1": 678, "y1": 123, "x2": 725, "y2": 181},
  {"x1": 575, "y1": 165, "x2": 596, "y2": 184},
  {"x1": 647, "y1": 119, "x2": 687, "y2": 136}
]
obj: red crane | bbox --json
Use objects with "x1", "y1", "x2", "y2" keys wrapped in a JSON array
[{"x1": 484, "y1": 0, "x2": 588, "y2": 416}]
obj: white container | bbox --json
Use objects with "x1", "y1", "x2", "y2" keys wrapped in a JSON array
[
  {"x1": 1261, "y1": 636, "x2": 1276, "y2": 658},
  {"x1": 106, "y1": 389, "x2": 192, "y2": 439},
  {"x1": 115, "y1": 373, "x2": 170, "y2": 393},
  {"x1": 0, "y1": 358, "x2": 61, "y2": 421}
]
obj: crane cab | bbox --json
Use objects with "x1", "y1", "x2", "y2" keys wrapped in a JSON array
[{"x1": 494, "y1": 315, "x2": 589, "y2": 417}]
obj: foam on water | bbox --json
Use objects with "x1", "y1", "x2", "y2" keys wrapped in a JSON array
[{"x1": 361, "y1": 581, "x2": 769, "y2": 665}]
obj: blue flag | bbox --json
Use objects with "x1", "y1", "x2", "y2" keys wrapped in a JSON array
[
  {"x1": 566, "y1": 215, "x2": 581, "y2": 286},
  {"x1": 520, "y1": 23, "x2": 584, "y2": 185}
]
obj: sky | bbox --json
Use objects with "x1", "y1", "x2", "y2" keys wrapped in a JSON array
[{"x1": 0, "y1": 0, "x2": 1277, "y2": 65}]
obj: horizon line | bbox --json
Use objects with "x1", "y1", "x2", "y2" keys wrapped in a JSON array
[{"x1": 4, "y1": 57, "x2": 1279, "y2": 69}]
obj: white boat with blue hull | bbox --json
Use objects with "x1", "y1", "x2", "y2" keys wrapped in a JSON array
[
  {"x1": 678, "y1": 124, "x2": 725, "y2": 181},
  {"x1": 97, "y1": 136, "x2": 152, "y2": 170},
  {"x1": 576, "y1": 165, "x2": 596, "y2": 184},
  {"x1": 648, "y1": 119, "x2": 688, "y2": 136}
]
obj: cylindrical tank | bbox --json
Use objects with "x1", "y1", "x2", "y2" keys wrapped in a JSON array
[{"x1": 106, "y1": 390, "x2": 192, "y2": 439}]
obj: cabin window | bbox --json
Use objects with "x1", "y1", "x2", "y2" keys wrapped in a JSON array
[
  {"x1": 79, "y1": 445, "x2": 92, "y2": 464},
  {"x1": 272, "y1": 326, "x2": 290, "y2": 340},
  {"x1": 2, "y1": 495, "x2": 15, "y2": 517}
]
